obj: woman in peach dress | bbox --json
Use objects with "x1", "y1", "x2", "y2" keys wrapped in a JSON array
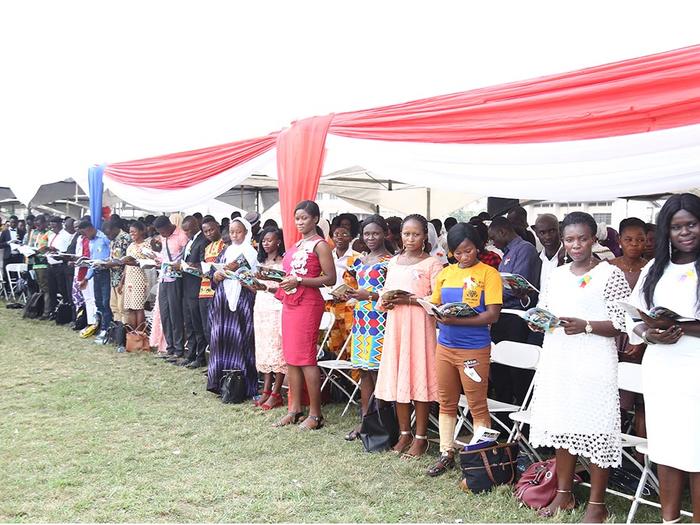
[{"x1": 376, "y1": 214, "x2": 443, "y2": 459}]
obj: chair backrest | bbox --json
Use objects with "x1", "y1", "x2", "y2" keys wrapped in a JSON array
[
  {"x1": 6, "y1": 263, "x2": 28, "y2": 275},
  {"x1": 617, "y1": 361, "x2": 644, "y2": 394},
  {"x1": 490, "y1": 340, "x2": 541, "y2": 370},
  {"x1": 319, "y1": 311, "x2": 335, "y2": 331}
]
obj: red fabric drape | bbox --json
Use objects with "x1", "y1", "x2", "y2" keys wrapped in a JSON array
[
  {"x1": 328, "y1": 44, "x2": 700, "y2": 143},
  {"x1": 104, "y1": 133, "x2": 277, "y2": 189},
  {"x1": 276, "y1": 115, "x2": 334, "y2": 248}
]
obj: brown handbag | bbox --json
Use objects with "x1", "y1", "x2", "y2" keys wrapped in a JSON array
[{"x1": 126, "y1": 322, "x2": 150, "y2": 352}]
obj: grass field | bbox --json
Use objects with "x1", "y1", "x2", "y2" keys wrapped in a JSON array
[{"x1": 0, "y1": 305, "x2": 659, "y2": 523}]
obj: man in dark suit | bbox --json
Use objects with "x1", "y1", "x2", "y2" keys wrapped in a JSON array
[{"x1": 177, "y1": 215, "x2": 209, "y2": 367}]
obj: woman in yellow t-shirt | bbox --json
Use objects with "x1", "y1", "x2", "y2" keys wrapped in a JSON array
[{"x1": 427, "y1": 223, "x2": 503, "y2": 477}]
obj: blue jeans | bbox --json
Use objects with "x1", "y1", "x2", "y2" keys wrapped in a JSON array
[{"x1": 93, "y1": 270, "x2": 112, "y2": 330}]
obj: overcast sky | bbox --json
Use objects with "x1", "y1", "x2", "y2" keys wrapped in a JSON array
[{"x1": 1, "y1": 0, "x2": 699, "y2": 190}]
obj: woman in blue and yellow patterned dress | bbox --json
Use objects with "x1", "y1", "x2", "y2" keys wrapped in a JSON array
[{"x1": 343, "y1": 215, "x2": 392, "y2": 441}]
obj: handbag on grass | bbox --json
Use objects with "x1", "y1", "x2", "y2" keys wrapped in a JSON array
[
  {"x1": 126, "y1": 322, "x2": 150, "y2": 352},
  {"x1": 514, "y1": 458, "x2": 582, "y2": 509},
  {"x1": 359, "y1": 396, "x2": 399, "y2": 453},
  {"x1": 459, "y1": 441, "x2": 520, "y2": 494},
  {"x1": 220, "y1": 370, "x2": 246, "y2": 404}
]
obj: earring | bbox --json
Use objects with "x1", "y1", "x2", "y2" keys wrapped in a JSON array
[
  {"x1": 564, "y1": 253, "x2": 571, "y2": 263},
  {"x1": 668, "y1": 240, "x2": 673, "y2": 259}
]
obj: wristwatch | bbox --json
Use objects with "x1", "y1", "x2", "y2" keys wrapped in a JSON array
[
  {"x1": 584, "y1": 321, "x2": 593, "y2": 335},
  {"x1": 295, "y1": 276, "x2": 303, "y2": 285}
]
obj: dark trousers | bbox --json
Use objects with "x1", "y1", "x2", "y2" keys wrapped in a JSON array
[
  {"x1": 489, "y1": 312, "x2": 535, "y2": 406},
  {"x1": 34, "y1": 267, "x2": 51, "y2": 316},
  {"x1": 183, "y1": 293, "x2": 206, "y2": 362},
  {"x1": 62, "y1": 264, "x2": 74, "y2": 306},
  {"x1": 48, "y1": 263, "x2": 67, "y2": 314},
  {"x1": 199, "y1": 297, "x2": 212, "y2": 347},
  {"x1": 159, "y1": 279, "x2": 184, "y2": 356},
  {"x1": 93, "y1": 270, "x2": 112, "y2": 330}
]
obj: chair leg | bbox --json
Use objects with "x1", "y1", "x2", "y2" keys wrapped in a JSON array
[{"x1": 627, "y1": 453, "x2": 652, "y2": 524}]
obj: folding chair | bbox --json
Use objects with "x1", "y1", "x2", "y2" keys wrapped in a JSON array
[
  {"x1": 6, "y1": 263, "x2": 28, "y2": 302},
  {"x1": 0, "y1": 266, "x2": 7, "y2": 300},
  {"x1": 457, "y1": 340, "x2": 542, "y2": 461},
  {"x1": 318, "y1": 334, "x2": 361, "y2": 416},
  {"x1": 316, "y1": 311, "x2": 336, "y2": 358}
]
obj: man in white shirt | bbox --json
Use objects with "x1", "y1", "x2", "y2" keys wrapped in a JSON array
[
  {"x1": 46, "y1": 216, "x2": 73, "y2": 315},
  {"x1": 533, "y1": 213, "x2": 564, "y2": 297}
]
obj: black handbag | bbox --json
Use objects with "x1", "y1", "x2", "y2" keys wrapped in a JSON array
[
  {"x1": 22, "y1": 292, "x2": 44, "y2": 319},
  {"x1": 105, "y1": 321, "x2": 127, "y2": 346},
  {"x1": 359, "y1": 396, "x2": 400, "y2": 453},
  {"x1": 459, "y1": 442, "x2": 520, "y2": 494},
  {"x1": 54, "y1": 301, "x2": 72, "y2": 325},
  {"x1": 220, "y1": 370, "x2": 246, "y2": 404},
  {"x1": 72, "y1": 305, "x2": 87, "y2": 330}
]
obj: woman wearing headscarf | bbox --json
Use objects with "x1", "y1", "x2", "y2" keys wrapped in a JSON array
[
  {"x1": 427, "y1": 222, "x2": 448, "y2": 266},
  {"x1": 206, "y1": 217, "x2": 259, "y2": 397}
]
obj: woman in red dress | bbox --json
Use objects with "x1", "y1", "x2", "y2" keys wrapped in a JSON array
[{"x1": 274, "y1": 200, "x2": 336, "y2": 430}]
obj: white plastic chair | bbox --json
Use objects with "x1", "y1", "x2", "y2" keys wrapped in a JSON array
[
  {"x1": 456, "y1": 340, "x2": 542, "y2": 460},
  {"x1": 318, "y1": 334, "x2": 361, "y2": 416},
  {"x1": 6, "y1": 263, "x2": 28, "y2": 301}
]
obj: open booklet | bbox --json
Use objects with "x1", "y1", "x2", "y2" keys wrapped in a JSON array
[
  {"x1": 455, "y1": 426, "x2": 501, "y2": 451},
  {"x1": 500, "y1": 273, "x2": 540, "y2": 294},
  {"x1": 502, "y1": 307, "x2": 561, "y2": 332},
  {"x1": 416, "y1": 298, "x2": 479, "y2": 320},
  {"x1": 18, "y1": 245, "x2": 37, "y2": 257},
  {"x1": 180, "y1": 260, "x2": 202, "y2": 277},
  {"x1": 618, "y1": 300, "x2": 697, "y2": 323},
  {"x1": 258, "y1": 266, "x2": 287, "y2": 283}
]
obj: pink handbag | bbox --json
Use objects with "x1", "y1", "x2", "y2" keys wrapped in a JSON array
[{"x1": 514, "y1": 459, "x2": 581, "y2": 509}]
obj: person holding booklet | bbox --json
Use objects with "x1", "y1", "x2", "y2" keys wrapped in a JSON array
[
  {"x1": 626, "y1": 193, "x2": 700, "y2": 523},
  {"x1": 426, "y1": 223, "x2": 503, "y2": 477},
  {"x1": 527, "y1": 212, "x2": 631, "y2": 522},
  {"x1": 324, "y1": 223, "x2": 361, "y2": 355},
  {"x1": 342, "y1": 215, "x2": 392, "y2": 442},
  {"x1": 274, "y1": 200, "x2": 336, "y2": 430},
  {"x1": 206, "y1": 217, "x2": 259, "y2": 397},
  {"x1": 251, "y1": 226, "x2": 287, "y2": 410},
  {"x1": 375, "y1": 214, "x2": 443, "y2": 459},
  {"x1": 121, "y1": 221, "x2": 149, "y2": 331}
]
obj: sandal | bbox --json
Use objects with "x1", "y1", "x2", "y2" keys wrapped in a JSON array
[
  {"x1": 254, "y1": 390, "x2": 272, "y2": 407},
  {"x1": 537, "y1": 490, "x2": 576, "y2": 518},
  {"x1": 272, "y1": 411, "x2": 305, "y2": 428},
  {"x1": 426, "y1": 451, "x2": 455, "y2": 477},
  {"x1": 401, "y1": 434, "x2": 429, "y2": 460},
  {"x1": 392, "y1": 431, "x2": 413, "y2": 454},
  {"x1": 345, "y1": 427, "x2": 361, "y2": 441},
  {"x1": 260, "y1": 392, "x2": 284, "y2": 411},
  {"x1": 299, "y1": 414, "x2": 325, "y2": 431}
]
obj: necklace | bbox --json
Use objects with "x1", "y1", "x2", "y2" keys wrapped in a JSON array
[
  {"x1": 400, "y1": 252, "x2": 424, "y2": 265},
  {"x1": 619, "y1": 257, "x2": 643, "y2": 273}
]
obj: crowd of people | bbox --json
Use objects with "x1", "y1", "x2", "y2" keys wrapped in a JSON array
[{"x1": 2, "y1": 193, "x2": 698, "y2": 523}]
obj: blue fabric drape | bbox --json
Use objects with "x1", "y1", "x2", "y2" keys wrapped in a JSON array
[{"x1": 88, "y1": 165, "x2": 104, "y2": 230}]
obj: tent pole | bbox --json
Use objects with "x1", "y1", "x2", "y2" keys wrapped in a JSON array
[
  {"x1": 426, "y1": 188, "x2": 431, "y2": 219},
  {"x1": 256, "y1": 189, "x2": 260, "y2": 213}
]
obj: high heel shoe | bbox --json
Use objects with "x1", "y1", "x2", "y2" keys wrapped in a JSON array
[
  {"x1": 254, "y1": 390, "x2": 272, "y2": 407},
  {"x1": 392, "y1": 431, "x2": 413, "y2": 454},
  {"x1": 272, "y1": 411, "x2": 305, "y2": 428},
  {"x1": 260, "y1": 392, "x2": 283, "y2": 411},
  {"x1": 299, "y1": 414, "x2": 324, "y2": 431},
  {"x1": 401, "y1": 434, "x2": 429, "y2": 460}
]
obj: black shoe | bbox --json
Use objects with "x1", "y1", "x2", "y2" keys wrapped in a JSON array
[
  {"x1": 175, "y1": 358, "x2": 191, "y2": 366},
  {"x1": 39, "y1": 314, "x2": 51, "y2": 321},
  {"x1": 186, "y1": 359, "x2": 205, "y2": 369}
]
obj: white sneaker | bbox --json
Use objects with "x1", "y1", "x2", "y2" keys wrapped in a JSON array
[{"x1": 94, "y1": 330, "x2": 107, "y2": 344}]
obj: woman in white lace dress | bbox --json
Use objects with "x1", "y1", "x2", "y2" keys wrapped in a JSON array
[{"x1": 529, "y1": 212, "x2": 631, "y2": 522}]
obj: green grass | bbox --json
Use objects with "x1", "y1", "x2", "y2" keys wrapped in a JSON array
[{"x1": 0, "y1": 304, "x2": 660, "y2": 522}]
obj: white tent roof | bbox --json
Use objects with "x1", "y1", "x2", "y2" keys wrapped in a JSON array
[{"x1": 2, "y1": 2, "x2": 700, "y2": 202}]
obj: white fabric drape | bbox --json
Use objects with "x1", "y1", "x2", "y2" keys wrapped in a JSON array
[
  {"x1": 221, "y1": 217, "x2": 258, "y2": 312},
  {"x1": 323, "y1": 124, "x2": 700, "y2": 201}
]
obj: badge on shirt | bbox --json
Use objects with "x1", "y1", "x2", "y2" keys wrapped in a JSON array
[{"x1": 463, "y1": 359, "x2": 482, "y2": 382}]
